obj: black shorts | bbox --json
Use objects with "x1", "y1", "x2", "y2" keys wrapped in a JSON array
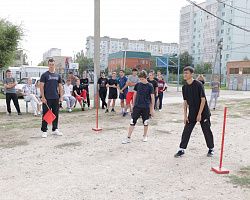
[
  {"x1": 132, "y1": 106, "x2": 150, "y2": 123},
  {"x1": 119, "y1": 90, "x2": 128, "y2": 100},
  {"x1": 108, "y1": 91, "x2": 118, "y2": 99}
]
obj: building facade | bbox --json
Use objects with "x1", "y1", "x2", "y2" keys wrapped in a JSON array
[
  {"x1": 108, "y1": 51, "x2": 151, "y2": 72},
  {"x1": 180, "y1": 0, "x2": 250, "y2": 76},
  {"x1": 86, "y1": 36, "x2": 178, "y2": 70},
  {"x1": 43, "y1": 48, "x2": 62, "y2": 61}
]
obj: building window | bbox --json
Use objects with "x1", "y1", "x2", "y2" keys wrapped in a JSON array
[
  {"x1": 193, "y1": 35, "x2": 196, "y2": 39},
  {"x1": 221, "y1": 29, "x2": 224, "y2": 34},
  {"x1": 194, "y1": 28, "x2": 196, "y2": 32},
  {"x1": 222, "y1": 12, "x2": 225, "y2": 16},
  {"x1": 229, "y1": 68, "x2": 239, "y2": 74},
  {"x1": 243, "y1": 68, "x2": 250, "y2": 74},
  {"x1": 194, "y1": 20, "x2": 196, "y2": 24}
]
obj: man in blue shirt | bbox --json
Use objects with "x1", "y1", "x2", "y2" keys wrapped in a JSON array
[
  {"x1": 117, "y1": 70, "x2": 128, "y2": 114},
  {"x1": 40, "y1": 58, "x2": 63, "y2": 138}
]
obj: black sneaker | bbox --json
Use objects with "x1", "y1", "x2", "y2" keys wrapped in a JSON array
[
  {"x1": 111, "y1": 108, "x2": 115, "y2": 112},
  {"x1": 207, "y1": 149, "x2": 214, "y2": 157},
  {"x1": 123, "y1": 112, "x2": 127, "y2": 117},
  {"x1": 105, "y1": 109, "x2": 109, "y2": 113},
  {"x1": 18, "y1": 112, "x2": 22, "y2": 116},
  {"x1": 174, "y1": 150, "x2": 185, "y2": 158}
]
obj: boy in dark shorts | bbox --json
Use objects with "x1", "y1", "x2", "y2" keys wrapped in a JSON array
[
  {"x1": 147, "y1": 71, "x2": 158, "y2": 110},
  {"x1": 98, "y1": 72, "x2": 108, "y2": 109},
  {"x1": 106, "y1": 72, "x2": 118, "y2": 113},
  {"x1": 122, "y1": 70, "x2": 155, "y2": 144},
  {"x1": 174, "y1": 66, "x2": 214, "y2": 158},
  {"x1": 80, "y1": 72, "x2": 90, "y2": 109},
  {"x1": 118, "y1": 70, "x2": 128, "y2": 114}
]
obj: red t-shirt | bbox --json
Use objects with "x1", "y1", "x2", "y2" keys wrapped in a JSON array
[{"x1": 158, "y1": 80, "x2": 166, "y2": 93}]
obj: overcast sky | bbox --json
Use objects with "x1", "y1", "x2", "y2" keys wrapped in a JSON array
[{"x1": 0, "y1": 0, "x2": 203, "y2": 65}]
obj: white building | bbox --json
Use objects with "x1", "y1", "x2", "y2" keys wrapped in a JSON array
[
  {"x1": 43, "y1": 48, "x2": 61, "y2": 61},
  {"x1": 86, "y1": 36, "x2": 178, "y2": 69},
  {"x1": 180, "y1": 0, "x2": 250, "y2": 75}
]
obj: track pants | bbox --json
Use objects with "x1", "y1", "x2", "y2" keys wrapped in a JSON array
[
  {"x1": 6, "y1": 93, "x2": 21, "y2": 114},
  {"x1": 99, "y1": 88, "x2": 107, "y2": 109}
]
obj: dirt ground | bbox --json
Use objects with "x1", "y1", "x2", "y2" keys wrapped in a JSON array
[{"x1": 0, "y1": 97, "x2": 250, "y2": 200}]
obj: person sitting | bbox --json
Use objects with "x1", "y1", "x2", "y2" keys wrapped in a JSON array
[
  {"x1": 63, "y1": 79, "x2": 76, "y2": 112},
  {"x1": 22, "y1": 77, "x2": 42, "y2": 116},
  {"x1": 73, "y1": 78, "x2": 87, "y2": 111}
]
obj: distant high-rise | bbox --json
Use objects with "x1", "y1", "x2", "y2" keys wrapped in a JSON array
[
  {"x1": 180, "y1": 0, "x2": 250, "y2": 75},
  {"x1": 85, "y1": 36, "x2": 178, "y2": 69},
  {"x1": 43, "y1": 48, "x2": 61, "y2": 61}
]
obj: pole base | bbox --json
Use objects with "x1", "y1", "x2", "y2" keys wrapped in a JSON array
[
  {"x1": 92, "y1": 127, "x2": 102, "y2": 132},
  {"x1": 211, "y1": 167, "x2": 230, "y2": 174}
]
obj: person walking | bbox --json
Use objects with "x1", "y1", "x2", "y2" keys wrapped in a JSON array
[
  {"x1": 98, "y1": 72, "x2": 108, "y2": 109},
  {"x1": 40, "y1": 58, "x2": 63, "y2": 138},
  {"x1": 3, "y1": 69, "x2": 22, "y2": 115},
  {"x1": 174, "y1": 66, "x2": 214, "y2": 158},
  {"x1": 156, "y1": 75, "x2": 167, "y2": 112},
  {"x1": 209, "y1": 76, "x2": 220, "y2": 110}
]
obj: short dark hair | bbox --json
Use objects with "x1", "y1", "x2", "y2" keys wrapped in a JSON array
[
  {"x1": 48, "y1": 58, "x2": 55, "y2": 63},
  {"x1": 138, "y1": 70, "x2": 147, "y2": 79},
  {"x1": 69, "y1": 72, "x2": 73, "y2": 75},
  {"x1": 150, "y1": 70, "x2": 155, "y2": 74},
  {"x1": 136, "y1": 64, "x2": 141, "y2": 69},
  {"x1": 183, "y1": 66, "x2": 194, "y2": 73},
  {"x1": 6, "y1": 69, "x2": 11, "y2": 73},
  {"x1": 119, "y1": 70, "x2": 125, "y2": 73},
  {"x1": 132, "y1": 68, "x2": 138, "y2": 72}
]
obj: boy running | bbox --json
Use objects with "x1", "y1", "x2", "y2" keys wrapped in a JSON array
[
  {"x1": 123, "y1": 68, "x2": 139, "y2": 117},
  {"x1": 174, "y1": 66, "x2": 214, "y2": 158},
  {"x1": 117, "y1": 70, "x2": 128, "y2": 114},
  {"x1": 122, "y1": 70, "x2": 155, "y2": 144},
  {"x1": 106, "y1": 72, "x2": 118, "y2": 113}
]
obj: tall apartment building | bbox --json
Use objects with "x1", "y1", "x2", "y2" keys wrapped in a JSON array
[
  {"x1": 86, "y1": 36, "x2": 178, "y2": 69},
  {"x1": 43, "y1": 48, "x2": 62, "y2": 61},
  {"x1": 180, "y1": 0, "x2": 250, "y2": 75}
]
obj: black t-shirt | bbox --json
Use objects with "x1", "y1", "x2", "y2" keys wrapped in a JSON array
[
  {"x1": 182, "y1": 80, "x2": 210, "y2": 123},
  {"x1": 80, "y1": 78, "x2": 89, "y2": 91},
  {"x1": 147, "y1": 79, "x2": 158, "y2": 95},
  {"x1": 40, "y1": 71, "x2": 62, "y2": 100},
  {"x1": 98, "y1": 78, "x2": 108, "y2": 90},
  {"x1": 134, "y1": 82, "x2": 154, "y2": 108},
  {"x1": 108, "y1": 78, "x2": 118, "y2": 94},
  {"x1": 73, "y1": 85, "x2": 84, "y2": 96}
]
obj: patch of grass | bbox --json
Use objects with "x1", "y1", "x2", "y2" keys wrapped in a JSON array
[
  {"x1": 229, "y1": 166, "x2": 250, "y2": 188},
  {"x1": 55, "y1": 142, "x2": 82, "y2": 149}
]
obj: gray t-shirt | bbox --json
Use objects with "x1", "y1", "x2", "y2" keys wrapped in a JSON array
[
  {"x1": 127, "y1": 75, "x2": 139, "y2": 92},
  {"x1": 211, "y1": 81, "x2": 220, "y2": 93},
  {"x1": 4, "y1": 77, "x2": 16, "y2": 94}
]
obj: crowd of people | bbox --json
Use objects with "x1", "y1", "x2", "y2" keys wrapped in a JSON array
[{"x1": 3, "y1": 59, "x2": 220, "y2": 157}]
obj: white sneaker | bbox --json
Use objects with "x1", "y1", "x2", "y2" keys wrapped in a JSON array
[
  {"x1": 37, "y1": 111, "x2": 41, "y2": 115},
  {"x1": 122, "y1": 138, "x2": 131, "y2": 144},
  {"x1": 68, "y1": 108, "x2": 72, "y2": 113},
  {"x1": 42, "y1": 132, "x2": 47, "y2": 138},
  {"x1": 159, "y1": 109, "x2": 162, "y2": 112},
  {"x1": 52, "y1": 129, "x2": 63, "y2": 136},
  {"x1": 143, "y1": 136, "x2": 148, "y2": 142}
]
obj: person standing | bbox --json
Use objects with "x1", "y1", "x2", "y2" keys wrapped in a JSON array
[
  {"x1": 209, "y1": 76, "x2": 220, "y2": 110},
  {"x1": 122, "y1": 70, "x2": 155, "y2": 144},
  {"x1": 123, "y1": 68, "x2": 139, "y2": 117},
  {"x1": 98, "y1": 72, "x2": 108, "y2": 109},
  {"x1": 40, "y1": 58, "x2": 63, "y2": 138},
  {"x1": 3, "y1": 69, "x2": 22, "y2": 115},
  {"x1": 157, "y1": 75, "x2": 167, "y2": 112},
  {"x1": 80, "y1": 72, "x2": 90, "y2": 109},
  {"x1": 63, "y1": 79, "x2": 76, "y2": 112},
  {"x1": 106, "y1": 71, "x2": 118, "y2": 113},
  {"x1": 147, "y1": 72, "x2": 158, "y2": 110},
  {"x1": 174, "y1": 66, "x2": 214, "y2": 158},
  {"x1": 117, "y1": 70, "x2": 128, "y2": 114}
]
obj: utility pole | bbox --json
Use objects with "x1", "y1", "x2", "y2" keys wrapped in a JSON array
[
  {"x1": 177, "y1": 54, "x2": 180, "y2": 92},
  {"x1": 218, "y1": 39, "x2": 223, "y2": 88},
  {"x1": 94, "y1": 0, "x2": 100, "y2": 108}
]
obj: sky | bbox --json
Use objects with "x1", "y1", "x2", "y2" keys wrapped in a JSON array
[{"x1": 0, "y1": 0, "x2": 204, "y2": 65}]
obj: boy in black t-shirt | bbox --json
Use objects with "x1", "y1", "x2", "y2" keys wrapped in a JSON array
[
  {"x1": 174, "y1": 66, "x2": 214, "y2": 158},
  {"x1": 80, "y1": 73, "x2": 90, "y2": 109},
  {"x1": 98, "y1": 73, "x2": 108, "y2": 109},
  {"x1": 147, "y1": 71, "x2": 158, "y2": 110},
  {"x1": 106, "y1": 72, "x2": 118, "y2": 113},
  {"x1": 73, "y1": 79, "x2": 87, "y2": 111},
  {"x1": 122, "y1": 70, "x2": 155, "y2": 144}
]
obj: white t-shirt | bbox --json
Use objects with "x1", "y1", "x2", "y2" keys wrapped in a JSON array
[{"x1": 63, "y1": 84, "x2": 73, "y2": 97}]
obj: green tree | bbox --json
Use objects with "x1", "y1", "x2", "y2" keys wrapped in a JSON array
[
  {"x1": 38, "y1": 60, "x2": 47, "y2": 66},
  {"x1": 75, "y1": 50, "x2": 94, "y2": 74},
  {"x1": 180, "y1": 51, "x2": 193, "y2": 71},
  {"x1": 195, "y1": 62, "x2": 212, "y2": 74},
  {"x1": 0, "y1": 19, "x2": 23, "y2": 68}
]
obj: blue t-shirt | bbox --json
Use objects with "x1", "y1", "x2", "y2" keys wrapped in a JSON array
[
  {"x1": 134, "y1": 82, "x2": 154, "y2": 108},
  {"x1": 118, "y1": 76, "x2": 128, "y2": 92},
  {"x1": 40, "y1": 71, "x2": 62, "y2": 100}
]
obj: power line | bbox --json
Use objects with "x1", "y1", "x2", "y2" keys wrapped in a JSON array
[
  {"x1": 186, "y1": 0, "x2": 250, "y2": 32},
  {"x1": 217, "y1": 0, "x2": 250, "y2": 15}
]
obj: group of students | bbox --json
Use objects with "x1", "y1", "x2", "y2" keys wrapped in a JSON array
[{"x1": 97, "y1": 68, "x2": 168, "y2": 115}]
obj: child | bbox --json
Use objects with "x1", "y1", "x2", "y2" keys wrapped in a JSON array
[
  {"x1": 73, "y1": 79, "x2": 87, "y2": 111},
  {"x1": 117, "y1": 70, "x2": 128, "y2": 114},
  {"x1": 106, "y1": 72, "x2": 118, "y2": 113},
  {"x1": 98, "y1": 72, "x2": 108, "y2": 109},
  {"x1": 122, "y1": 70, "x2": 155, "y2": 144},
  {"x1": 156, "y1": 75, "x2": 167, "y2": 111}
]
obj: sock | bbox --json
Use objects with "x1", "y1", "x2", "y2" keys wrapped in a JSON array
[{"x1": 179, "y1": 148, "x2": 184, "y2": 151}]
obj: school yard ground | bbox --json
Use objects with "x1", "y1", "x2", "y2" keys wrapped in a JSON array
[{"x1": 0, "y1": 87, "x2": 250, "y2": 200}]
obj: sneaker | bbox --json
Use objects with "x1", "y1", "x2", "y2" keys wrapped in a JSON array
[
  {"x1": 18, "y1": 112, "x2": 22, "y2": 116},
  {"x1": 207, "y1": 149, "x2": 214, "y2": 157},
  {"x1": 174, "y1": 150, "x2": 185, "y2": 158},
  {"x1": 82, "y1": 107, "x2": 85, "y2": 111},
  {"x1": 142, "y1": 136, "x2": 148, "y2": 142},
  {"x1": 123, "y1": 112, "x2": 127, "y2": 117},
  {"x1": 122, "y1": 137, "x2": 131, "y2": 144},
  {"x1": 105, "y1": 109, "x2": 109, "y2": 113},
  {"x1": 111, "y1": 108, "x2": 115, "y2": 112},
  {"x1": 213, "y1": 108, "x2": 216, "y2": 110},
  {"x1": 37, "y1": 111, "x2": 41, "y2": 115},
  {"x1": 52, "y1": 129, "x2": 63, "y2": 136},
  {"x1": 68, "y1": 108, "x2": 72, "y2": 113},
  {"x1": 159, "y1": 109, "x2": 162, "y2": 112},
  {"x1": 42, "y1": 132, "x2": 47, "y2": 138}
]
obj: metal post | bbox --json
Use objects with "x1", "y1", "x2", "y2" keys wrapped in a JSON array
[
  {"x1": 94, "y1": 0, "x2": 100, "y2": 108},
  {"x1": 177, "y1": 55, "x2": 180, "y2": 92},
  {"x1": 166, "y1": 56, "x2": 169, "y2": 83}
]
